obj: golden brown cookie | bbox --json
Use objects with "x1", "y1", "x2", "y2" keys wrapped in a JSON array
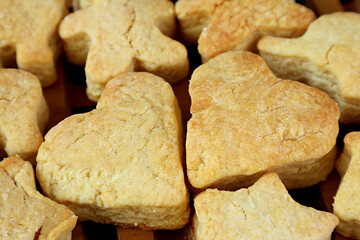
[
  {"x1": 258, "y1": 12, "x2": 360, "y2": 124},
  {"x1": 0, "y1": 156, "x2": 77, "y2": 240},
  {"x1": 0, "y1": 0, "x2": 67, "y2": 86},
  {"x1": 192, "y1": 172, "x2": 338, "y2": 240},
  {"x1": 36, "y1": 72, "x2": 189, "y2": 230},
  {"x1": 59, "y1": 0, "x2": 189, "y2": 101},
  {"x1": 333, "y1": 132, "x2": 360, "y2": 239},
  {"x1": 0, "y1": 69, "x2": 49, "y2": 164},
  {"x1": 175, "y1": 0, "x2": 315, "y2": 61},
  {"x1": 187, "y1": 51, "x2": 340, "y2": 191}
]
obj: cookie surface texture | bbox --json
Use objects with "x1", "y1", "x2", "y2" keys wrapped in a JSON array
[
  {"x1": 36, "y1": 72, "x2": 189, "y2": 230},
  {"x1": 0, "y1": 0, "x2": 67, "y2": 86},
  {"x1": 258, "y1": 12, "x2": 360, "y2": 124},
  {"x1": 0, "y1": 69, "x2": 49, "y2": 164},
  {"x1": 186, "y1": 51, "x2": 340, "y2": 191},
  {"x1": 0, "y1": 156, "x2": 77, "y2": 240},
  {"x1": 192, "y1": 172, "x2": 338, "y2": 240},
  {"x1": 333, "y1": 132, "x2": 360, "y2": 239},
  {"x1": 175, "y1": 0, "x2": 315, "y2": 61},
  {"x1": 59, "y1": 0, "x2": 189, "y2": 101}
]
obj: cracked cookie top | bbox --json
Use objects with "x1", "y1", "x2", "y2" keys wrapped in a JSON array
[
  {"x1": 0, "y1": 69, "x2": 49, "y2": 164},
  {"x1": 0, "y1": 0, "x2": 67, "y2": 86},
  {"x1": 192, "y1": 172, "x2": 338, "y2": 240},
  {"x1": 258, "y1": 12, "x2": 360, "y2": 124},
  {"x1": 186, "y1": 51, "x2": 340, "y2": 190},
  {"x1": 0, "y1": 156, "x2": 77, "y2": 240},
  {"x1": 175, "y1": 0, "x2": 315, "y2": 62},
  {"x1": 59, "y1": 0, "x2": 189, "y2": 102},
  {"x1": 36, "y1": 72, "x2": 189, "y2": 229}
]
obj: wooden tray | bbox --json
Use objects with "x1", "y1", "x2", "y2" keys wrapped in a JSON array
[{"x1": 41, "y1": 1, "x2": 360, "y2": 239}]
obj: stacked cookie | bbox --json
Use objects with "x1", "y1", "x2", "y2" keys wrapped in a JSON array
[{"x1": 1, "y1": 0, "x2": 360, "y2": 239}]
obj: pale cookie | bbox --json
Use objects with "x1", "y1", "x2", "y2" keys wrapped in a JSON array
[
  {"x1": 175, "y1": 0, "x2": 315, "y2": 62},
  {"x1": 187, "y1": 51, "x2": 340, "y2": 191},
  {"x1": 0, "y1": 0, "x2": 67, "y2": 86},
  {"x1": 333, "y1": 132, "x2": 360, "y2": 239},
  {"x1": 59, "y1": 0, "x2": 189, "y2": 102},
  {"x1": 192, "y1": 172, "x2": 339, "y2": 240},
  {"x1": 36, "y1": 72, "x2": 189, "y2": 230},
  {"x1": 258, "y1": 12, "x2": 360, "y2": 124},
  {"x1": 0, "y1": 156, "x2": 77, "y2": 240},
  {"x1": 0, "y1": 69, "x2": 49, "y2": 164}
]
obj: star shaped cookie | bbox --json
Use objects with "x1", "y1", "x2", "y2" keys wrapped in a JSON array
[
  {"x1": 59, "y1": 0, "x2": 189, "y2": 101},
  {"x1": 0, "y1": 0, "x2": 67, "y2": 86},
  {"x1": 0, "y1": 69, "x2": 49, "y2": 164},
  {"x1": 175, "y1": 0, "x2": 315, "y2": 62},
  {"x1": 0, "y1": 156, "x2": 77, "y2": 240},
  {"x1": 192, "y1": 172, "x2": 338, "y2": 240},
  {"x1": 36, "y1": 72, "x2": 189, "y2": 229},
  {"x1": 187, "y1": 51, "x2": 340, "y2": 191},
  {"x1": 333, "y1": 132, "x2": 360, "y2": 239},
  {"x1": 258, "y1": 12, "x2": 360, "y2": 124}
]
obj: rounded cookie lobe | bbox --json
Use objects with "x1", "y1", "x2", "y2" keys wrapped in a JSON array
[
  {"x1": 0, "y1": 69, "x2": 49, "y2": 164},
  {"x1": 186, "y1": 51, "x2": 340, "y2": 191}
]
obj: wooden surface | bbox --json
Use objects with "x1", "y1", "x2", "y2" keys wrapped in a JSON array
[{"x1": 38, "y1": 1, "x2": 360, "y2": 240}]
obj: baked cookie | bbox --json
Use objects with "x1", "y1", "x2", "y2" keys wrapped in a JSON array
[
  {"x1": 192, "y1": 172, "x2": 338, "y2": 240},
  {"x1": 59, "y1": 0, "x2": 189, "y2": 101},
  {"x1": 0, "y1": 69, "x2": 49, "y2": 164},
  {"x1": 0, "y1": 156, "x2": 77, "y2": 240},
  {"x1": 187, "y1": 51, "x2": 340, "y2": 191},
  {"x1": 36, "y1": 72, "x2": 189, "y2": 230},
  {"x1": 333, "y1": 132, "x2": 360, "y2": 239},
  {"x1": 258, "y1": 12, "x2": 360, "y2": 124},
  {"x1": 0, "y1": 0, "x2": 67, "y2": 86},
  {"x1": 175, "y1": 0, "x2": 315, "y2": 61}
]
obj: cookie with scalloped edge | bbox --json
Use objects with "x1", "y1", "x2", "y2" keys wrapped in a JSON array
[
  {"x1": 0, "y1": 0, "x2": 67, "y2": 86},
  {"x1": 0, "y1": 69, "x2": 49, "y2": 164},
  {"x1": 258, "y1": 12, "x2": 360, "y2": 124},
  {"x1": 175, "y1": 0, "x2": 315, "y2": 61},
  {"x1": 192, "y1": 172, "x2": 338, "y2": 240},
  {"x1": 187, "y1": 51, "x2": 340, "y2": 191},
  {"x1": 333, "y1": 132, "x2": 360, "y2": 239},
  {"x1": 59, "y1": 0, "x2": 189, "y2": 102},
  {"x1": 36, "y1": 72, "x2": 189, "y2": 230},
  {"x1": 0, "y1": 156, "x2": 77, "y2": 240}
]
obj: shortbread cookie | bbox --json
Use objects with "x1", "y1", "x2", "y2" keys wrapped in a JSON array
[
  {"x1": 0, "y1": 156, "x2": 77, "y2": 240},
  {"x1": 333, "y1": 132, "x2": 360, "y2": 239},
  {"x1": 192, "y1": 172, "x2": 339, "y2": 240},
  {"x1": 187, "y1": 51, "x2": 340, "y2": 191},
  {"x1": 0, "y1": 69, "x2": 49, "y2": 164},
  {"x1": 59, "y1": 0, "x2": 189, "y2": 102},
  {"x1": 258, "y1": 12, "x2": 360, "y2": 124},
  {"x1": 0, "y1": 0, "x2": 67, "y2": 86},
  {"x1": 36, "y1": 72, "x2": 189, "y2": 230},
  {"x1": 175, "y1": 0, "x2": 315, "y2": 61}
]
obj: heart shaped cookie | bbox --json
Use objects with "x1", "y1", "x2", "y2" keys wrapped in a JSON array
[
  {"x1": 36, "y1": 72, "x2": 189, "y2": 230},
  {"x1": 187, "y1": 51, "x2": 340, "y2": 191}
]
